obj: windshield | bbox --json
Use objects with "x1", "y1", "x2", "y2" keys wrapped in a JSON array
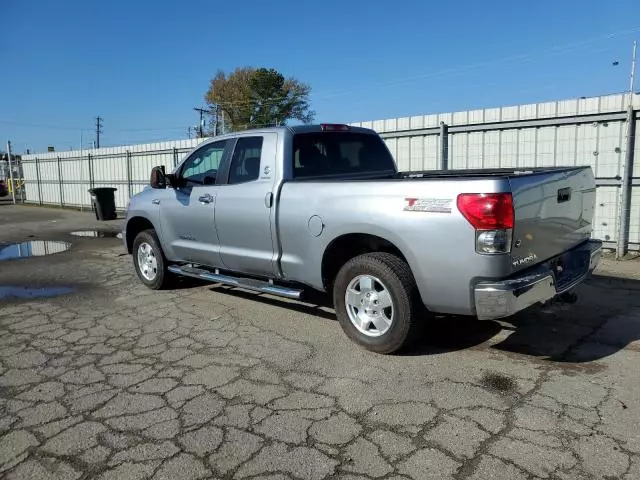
[{"x1": 292, "y1": 132, "x2": 396, "y2": 179}]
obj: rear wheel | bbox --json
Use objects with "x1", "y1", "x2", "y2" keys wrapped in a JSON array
[
  {"x1": 132, "y1": 229, "x2": 172, "y2": 290},
  {"x1": 333, "y1": 252, "x2": 423, "y2": 354}
]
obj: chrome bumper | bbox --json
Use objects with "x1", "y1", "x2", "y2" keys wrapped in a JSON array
[{"x1": 474, "y1": 240, "x2": 602, "y2": 321}]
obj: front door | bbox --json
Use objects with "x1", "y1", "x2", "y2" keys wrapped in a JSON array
[
  {"x1": 159, "y1": 139, "x2": 232, "y2": 267},
  {"x1": 214, "y1": 133, "x2": 278, "y2": 276}
]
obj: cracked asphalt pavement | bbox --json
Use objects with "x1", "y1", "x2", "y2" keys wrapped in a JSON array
[{"x1": 1, "y1": 204, "x2": 639, "y2": 479}]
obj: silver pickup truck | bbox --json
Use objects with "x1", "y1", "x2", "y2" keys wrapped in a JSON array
[{"x1": 123, "y1": 124, "x2": 601, "y2": 354}]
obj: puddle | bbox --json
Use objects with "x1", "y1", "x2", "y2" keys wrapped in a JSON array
[
  {"x1": 0, "y1": 286, "x2": 75, "y2": 300},
  {"x1": 480, "y1": 372, "x2": 518, "y2": 393},
  {"x1": 0, "y1": 241, "x2": 71, "y2": 261},
  {"x1": 70, "y1": 230, "x2": 122, "y2": 239}
]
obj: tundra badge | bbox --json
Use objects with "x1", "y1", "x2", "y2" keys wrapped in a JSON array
[
  {"x1": 404, "y1": 197, "x2": 452, "y2": 213},
  {"x1": 512, "y1": 253, "x2": 538, "y2": 267}
]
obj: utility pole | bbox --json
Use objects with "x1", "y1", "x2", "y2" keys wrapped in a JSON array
[
  {"x1": 213, "y1": 104, "x2": 219, "y2": 136},
  {"x1": 630, "y1": 40, "x2": 637, "y2": 103},
  {"x1": 95, "y1": 116, "x2": 103, "y2": 148},
  {"x1": 6, "y1": 140, "x2": 16, "y2": 204},
  {"x1": 616, "y1": 40, "x2": 637, "y2": 259},
  {"x1": 193, "y1": 107, "x2": 209, "y2": 138}
]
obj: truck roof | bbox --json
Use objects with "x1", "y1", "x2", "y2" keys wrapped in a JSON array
[
  {"x1": 286, "y1": 124, "x2": 376, "y2": 135},
  {"x1": 211, "y1": 124, "x2": 377, "y2": 137}
]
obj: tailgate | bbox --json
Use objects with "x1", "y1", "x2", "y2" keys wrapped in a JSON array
[{"x1": 509, "y1": 167, "x2": 596, "y2": 273}]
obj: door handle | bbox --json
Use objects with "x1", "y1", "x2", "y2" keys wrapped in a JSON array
[
  {"x1": 152, "y1": 199, "x2": 160, "y2": 205},
  {"x1": 198, "y1": 193, "x2": 214, "y2": 204},
  {"x1": 557, "y1": 187, "x2": 571, "y2": 203},
  {"x1": 264, "y1": 192, "x2": 273, "y2": 208}
]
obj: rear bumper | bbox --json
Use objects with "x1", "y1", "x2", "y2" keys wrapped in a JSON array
[{"x1": 474, "y1": 240, "x2": 602, "y2": 321}]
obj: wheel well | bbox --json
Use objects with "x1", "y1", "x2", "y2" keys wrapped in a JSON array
[
  {"x1": 321, "y1": 233, "x2": 409, "y2": 290},
  {"x1": 125, "y1": 217, "x2": 155, "y2": 253}
]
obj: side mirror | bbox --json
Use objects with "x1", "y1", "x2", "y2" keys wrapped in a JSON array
[
  {"x1": 166, "y1": 173, "x2": 178, "y2": 188},
  {"x1": 150, "y1": 166, "x2": 167, "y2": 189}
]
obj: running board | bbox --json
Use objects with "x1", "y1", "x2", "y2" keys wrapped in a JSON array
[{"x1": 167, "y1": 265, "x2": 303, "y2": 300}]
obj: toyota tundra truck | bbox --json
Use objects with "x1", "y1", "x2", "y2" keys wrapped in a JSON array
[{"x1": 123, "y1": 124, "x2": 601, "y2": 354}]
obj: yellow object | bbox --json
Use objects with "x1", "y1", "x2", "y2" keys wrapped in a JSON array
[{"x1": 7, "y1": 179, "x2": 24, "y2": 194}]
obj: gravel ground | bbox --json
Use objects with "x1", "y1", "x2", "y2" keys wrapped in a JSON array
[{"x1": 0, "y1": 203, "x2": 639, "y2": 480}]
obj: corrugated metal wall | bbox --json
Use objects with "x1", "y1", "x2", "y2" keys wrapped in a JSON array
[
  {"x1": 18, "y1": 93, "x2": 639, "y2": 250},
  {"x1": 350, "y1": 93, "x2": 639, "y2": 250}
]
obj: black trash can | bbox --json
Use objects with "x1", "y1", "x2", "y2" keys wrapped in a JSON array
[{"x1": 88, "y1": 187, "x2": 118, "y2": 221}]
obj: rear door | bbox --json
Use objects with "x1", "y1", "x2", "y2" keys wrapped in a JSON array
[
  {"x1": 509, "y1": 167, "x2": 596, "y2": 271},
  {"x1": 214, "y1": 133, "x2": 278, "y2": 276}
]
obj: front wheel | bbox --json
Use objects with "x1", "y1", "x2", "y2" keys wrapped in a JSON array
[
  {"x1": 333, "y1": 252, "x2": 424, "y2": 354},
  {"x1": 132, "y1": 229, "x2": 172, "y2": 290}
]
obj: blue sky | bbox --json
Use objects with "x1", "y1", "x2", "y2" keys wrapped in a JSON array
[{"x1": 1, "y1": 0, "x2": 639, "y2": 153}]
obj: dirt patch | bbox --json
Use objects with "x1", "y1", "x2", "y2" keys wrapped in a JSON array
[{"x1": 480, "y1": 371, "x2": 518, "y2": 393}]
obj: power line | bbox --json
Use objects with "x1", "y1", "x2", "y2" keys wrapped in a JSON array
[
  {"x1": 110, "y1": 126, "x2": 188, "y2": 132},
  {"x1": 193, "y1": 107, "x2": 213, "y2": 138},
  {"x1": 3, "y1": 26, "x2": 639, "y2": 140},
  {"x1": 314, "y1": 28, "x2": 640, "y2": 99},
  {"x1": 208, "y1": 25, "x2": 640, "y2": 109},
  {"x1": 0, "y1": 120, "x2": 89, "y2": 130},
  {"x1": 0, "y1": 119, "x2": 192, "y2": 133}
]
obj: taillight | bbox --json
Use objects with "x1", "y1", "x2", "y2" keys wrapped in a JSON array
[
  {"x1": 457, "y1": 193, "x2": 514, "y2": 229},
  {"x1": 457, "y1": 193, "x2": 514, "y2": 254}
]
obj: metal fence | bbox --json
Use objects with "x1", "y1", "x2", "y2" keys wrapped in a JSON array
[
  {"x1": 20, "y1": 139, "x2": 205, "y2": 211},
  {"x1": 352, "y1": 93, "x2": 640, "y2": 253},
  {"x1": 18, "y1": 93, "x2": 640, "y2": 252}
]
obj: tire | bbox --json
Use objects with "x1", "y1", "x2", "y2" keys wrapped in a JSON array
[
  {"x1": 333, "y1": 252, "x2": 424, "y2": 354},
  {"x1": 132, "y1": 229, "x2": 172, "y2": 290}
]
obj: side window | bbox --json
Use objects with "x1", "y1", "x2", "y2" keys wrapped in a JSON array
[
  {"x1": 227, "y1": 136, "x2": 263, "y2": 185},
  {"x1": 181, "y1": 140, "x2": 228, "y2": 186}
]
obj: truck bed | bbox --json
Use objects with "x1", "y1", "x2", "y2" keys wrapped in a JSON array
[
  {"x1": 398, "y1": 166, "x2": 596, "y2": 274},
  {"x1": 290, "y1": 166, "x2": 587, "y2": 183},
  {"x1": 397, "y1": 166, "x2": 582, "y2": 180}
]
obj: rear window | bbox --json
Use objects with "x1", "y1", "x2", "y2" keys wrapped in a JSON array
[{"x1": 292, "y1": 132, "x2": 395, "y2": 179}]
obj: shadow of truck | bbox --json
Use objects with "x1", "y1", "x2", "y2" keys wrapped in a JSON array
[{"x1": 201, "y1": 273, "x2": 640, "y2": 362}]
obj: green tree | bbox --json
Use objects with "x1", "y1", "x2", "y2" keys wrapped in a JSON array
[{"x1": 205, "y1": 67, "x2": 315, "y2": 132}]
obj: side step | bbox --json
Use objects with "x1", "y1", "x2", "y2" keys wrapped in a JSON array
[{"x1": 167, "y1": 264, "x2": 303, "y2": 300}]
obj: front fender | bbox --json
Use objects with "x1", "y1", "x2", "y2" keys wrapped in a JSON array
[{"x1": 123, "y1": 210, "x2": 162, "y2": 254}]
